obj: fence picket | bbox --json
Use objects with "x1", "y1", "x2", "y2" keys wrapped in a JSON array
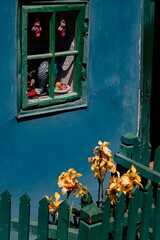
[
  {"x1": 18, "y1": 193, "x2": 30, "y2": 240},
  {"x1": 152, "y1": 183, "x2": 160, "y2": 240},
  {"x1": 139, "y1": 183, "x2": 153, "y2": 240},
  {"x1": 101, "y1": 194, "x2": 111, "y2": 240},
  {"x1": 37, "y1": 197, "x2": 49, "y2": 240},
  {"x1": 57, "y1": 200, "x2": 69, "y2": 240},
  {"x1": 113, "y1": 191, "x2": 126, "y2": 240},
  {"x1": 126, "y1": 187, "x2": 139, "y2": 240},
  {"x1": 0, "y1": 190, "x2": 11, "y2": 240}
]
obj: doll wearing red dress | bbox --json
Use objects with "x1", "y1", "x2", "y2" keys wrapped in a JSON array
[{"x1": 32, "y1": 18, "x2": 42, "y2": 38}]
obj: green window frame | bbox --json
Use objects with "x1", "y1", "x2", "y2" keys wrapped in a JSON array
[{"x1": 17, "y1": 2, "x2": 89, "y2": 119}]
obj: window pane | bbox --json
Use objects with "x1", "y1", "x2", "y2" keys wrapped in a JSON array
[
  {"x1": 28, "y1": 13, "x2": 51, "y2": 55},
  {"x1": 54, "y1": 56, "x2": 75, "y2": 95},
  {"x1": 55, "y1": 11, "x2": 78, "y2": 52},
  {"x1": 27, "y1": 59, "x2": 50, "y2": 99}
]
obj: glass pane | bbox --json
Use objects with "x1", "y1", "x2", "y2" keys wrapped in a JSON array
[
  {"x1": 27, "y1": 59, "x2": 50, "y2": 99},
  {"x1": 54, "y1": 56, "x2": 75, "y2": 95},
  {"x1": 28, "y1": 13, "x2": 51, "y2": 55},
  {"x1": 55, "y1": 11, "x2": 78, "y2": 52}
]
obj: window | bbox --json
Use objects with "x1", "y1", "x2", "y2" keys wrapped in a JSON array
[{"x1": 17, "y1": 2, "x2": 89, "y2": 118}]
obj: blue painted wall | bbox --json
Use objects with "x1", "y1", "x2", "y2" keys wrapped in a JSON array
[{"x1": 0, "y1": 0, "x2": 141, "y2": 220}]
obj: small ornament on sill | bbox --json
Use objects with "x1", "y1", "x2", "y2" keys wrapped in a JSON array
[
  {"x1": 32, "y1": 18, "x2": 42, "y2": 38},
  {"x1": 58, "y1": 19, "x2": 66, "y2": 37}
]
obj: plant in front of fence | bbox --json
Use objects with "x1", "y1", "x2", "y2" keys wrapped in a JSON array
[
  {"x1": 107, "y1": 165, "x2": 143, "y2": 205},
  {"x1": 88, "y1": 141, "x2": 116, "y2": 207},
  {"x1": 44, "y1": 168, "x2": 88, "y2": 227},
  {"x1": 44, "y1": 192, "x2": 63, "y2": 223},
  {"x1": 44, "y1": 140, "x2": 143, "y2": 236}
]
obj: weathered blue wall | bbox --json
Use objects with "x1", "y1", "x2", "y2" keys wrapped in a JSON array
[{"x1": 0, "y1": 0, "x2": 141, "y2": 220}]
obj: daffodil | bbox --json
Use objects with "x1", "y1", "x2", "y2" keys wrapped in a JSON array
[
  {"x1": 44, "y1": 192, "x2": 63, "y2": 219},
  {"x1": 58, "y1": 168, "x2": 87, "y2": 198}
]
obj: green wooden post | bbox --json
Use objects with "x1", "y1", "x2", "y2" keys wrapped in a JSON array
[
  {"x1": 57, "y1": 200, "x2": 69, "y2": 240},
  {"x1": 140, "y1": 142, "x2": 151, "y2": 167},
  {"x1": 132, "y1": 137, "x2": 141, "y2": 163},
  {"x1": 139, "y1": 0, "x2": 155, "y2": 145},
  {"x1": 18, "y1": 193, "x2": 31, "y2": 240},
  {"x1": 120, "y1": 132, "x2": 136, "y2": 159},
  {"x1": 78, "y1": 203, "x2": 103, "y2": 240},
  {"x1": 0, "y1": 190, "x2": 11, "y2": 240},
  {"x1": 37, "y1": 197, "x2": 49, "y2": 240},
  {"x1": 101, "y1": 194, "x2": 111, "y2": 240},
  {"x1": 153, "y1": 183, "x2": 160, "y2": 240},
  {"x1": 140, "y1": 183, "x2": 153, "y2": 240},
  {"x1": 113, "y1": 192, "x2": 126, "y2": 240},
  {"x1": 126, "y1": 187, "x2": 139, "y2": 240},
  {"x1": 153, "y1": 146, "x2": 160, "y2": 172}
]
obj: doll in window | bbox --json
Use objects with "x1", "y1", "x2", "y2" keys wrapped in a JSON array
[{"x1": 32, "y1": 18, "x2": 42, "y2": 38}]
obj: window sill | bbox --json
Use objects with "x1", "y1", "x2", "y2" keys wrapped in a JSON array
[{"x1": 16, "y1": 97, "x2": 87, "y2": 120}]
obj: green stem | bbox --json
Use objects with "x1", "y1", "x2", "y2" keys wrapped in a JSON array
[
  {"x1": 101, "y1": 182, "x2": 104, "y2": 200},
  {"x1": 66, "y1": 192, "x2": 71, "y2": 203},
  {"x1": 97, "y1": 179, "x2": 101, "y2": 207}
]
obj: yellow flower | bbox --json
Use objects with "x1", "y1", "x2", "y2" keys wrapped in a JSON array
[
  {"x1": 58, "y1": 168, "x2": 86, "y2": 198},
  {"x1": 126, "y1": 165, "x2": 143, "y2": 188},
  {"x1": 107, "y1": 174, "x2": 123, "y2": 205},
  {"x1": 76, "y1": 185, "x2": 87, "y2": 198},
  {"x1": 107, "y1": 165, "x2": 143, "y2": 205},
  {"x1": 44, "y1": 192, "x2": 63, "y2": 219},
  {"x1": 88, "y1": 141, "x2": 116, "y2": 182}
]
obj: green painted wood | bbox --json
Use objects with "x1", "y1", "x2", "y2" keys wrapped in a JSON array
[
  {"x1": 78, "y1": 221, "x2": 102, "y2": 240},
  {"x1": 139, "y1": 0, "x2": 155, "y2": 144},
  {"x1": 80, "y1": 203, "x2": 103, "y2": 224},
  {"x1": 121, "y1": 132, "x2": 137, "y2": 145},
  {"x1": 21, "y1": 4, "x2": 86, "y2": 111},
  {"x1": 23, "y1": 4, "x2": 85, "y2": 13},
  {"x1": 140, "y1": 142, "x2": 151, "y2": 167},
  {"x1": 18, "y1": 193, "x2": 31, "y2": 240},
  {"x1": 37, "y1": 197, "x2": 49, "y2": 240},
  {"x1": 119, "y1": 133, "x2": 141, "y2": 160},
  {"x1": 27, "y1": 53, "x2": 53, "y2": 60},
  {"x1": 132, "y1": 137, "x2": 141, "y2": 163},
  {"x1": 153, "y1": 146, "x2": 160, "y2": 172},
  {"x1": 78, "y1": 204, "x2": 103, "y2": 240},
  {"x1": 139, "y1": 183, "x2": 153, "y2": 240},
  {"x1": 153, "y1": 184, "x2": 160, "y2": 240},
  {"x1": 119, "y1": 143, "x2": 134, "y2": 159},
  {"x1": 74, "y1": 5, "x2": 85, "y2": 96},
  {"x1": 55, "y1": 50, "x2": 79, "y2": 57},
  {"x1": 126, "y1": 187, "x2": 139, "y2": 240},
  {"x1": 114, "y1": 153, "x2": 160, "y2": 184},
  {"x1": 0, "y1": 190, "x2": 11, "y2": 240},
  {"x1": 49, "y1": 12, "x2": 55, "y2": 99},
  {"x1": 57, "y1": 200, "x2": 69, "y2": 240},
  {"x1": 113, "y1": 192, "x2": 126, "y2": 240},
  {"x1": 17, "y1": 99, "x2": 87, "y2": 119},
  {"x1": 21, "y1": 0, "x2": 88, "y2": 3},
  {"x1": 21, "y1": 7, "x2": 28, "y2": 109},
  {"x1": 101, "y1": 195, "x2": 111, "y2": 240}
]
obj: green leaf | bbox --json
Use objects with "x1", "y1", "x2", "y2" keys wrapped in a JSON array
[{"x1": 80, "y1": 191, "x2": 93, "y2": 208}]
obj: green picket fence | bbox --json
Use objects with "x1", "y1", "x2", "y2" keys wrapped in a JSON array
[
  {"x1": 0, "y1": 183, "x2": 159, "y2": 240},
  {"x1": 0, "y1": 132, "x2": 160, "y2": 240}
]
